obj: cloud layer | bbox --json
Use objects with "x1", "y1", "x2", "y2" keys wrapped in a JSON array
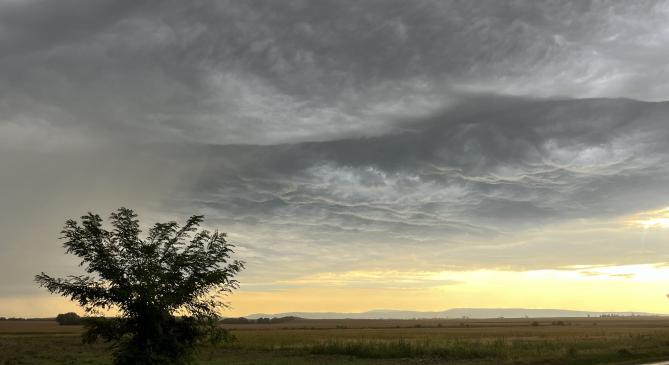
[
  {"x1": 2, "y1": 1, "x2": 669, "y2": 310},
  {"x1": 2, "y1": 0, "x2": 669, "y2": 146},
  {"x1": 182, "y1": 96, "x2": 669, "y2": 277},
  {"x1": 194, "y1": 96, "x2": 669, "y2": 226}
]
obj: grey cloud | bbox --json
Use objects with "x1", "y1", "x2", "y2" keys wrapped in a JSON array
[
  {"x1": 2, "y1": 1, "x2": 669, "y2": 147},
  {"x1": 190, "y1": 96, "x2": 669, "y2": 233},
  {"x1": 0, "y1": 0, "x2": 140, "y2": 55}
]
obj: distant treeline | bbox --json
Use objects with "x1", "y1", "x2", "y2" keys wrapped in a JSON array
[
  {"x1": 0, "y1": 312, "x2": 85, "y2": 324},
  {"x1": 53, "y1": 314, "x2": 303, "y2": 326},
  {"x1": 2, "y1": 314, "x2": 303, "y2": 326},
  {"x1": 221, "y1": 316, "x2": 302, "y2": 324}
]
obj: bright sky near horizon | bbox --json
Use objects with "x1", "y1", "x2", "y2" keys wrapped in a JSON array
[{"x1": 2, "y1": 0, "x2": 669, "y2": 317}]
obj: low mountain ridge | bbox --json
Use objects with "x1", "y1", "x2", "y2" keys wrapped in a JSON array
[{"x1": 244, "y1": 308, "x2": 661, "y2": 320}]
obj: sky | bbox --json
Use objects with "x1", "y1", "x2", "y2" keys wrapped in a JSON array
[{"x1": 2, "y1": 0, "x2": 669, "y2": 317}]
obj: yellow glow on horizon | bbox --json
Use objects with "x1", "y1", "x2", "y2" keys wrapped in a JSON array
[
  {"x1": 627, "y1": 207, "x2": 669, "y2": 229},
  {"x1": 6, "y1": 264, "x2": 669, "y2": 318},
  {"x1": 228, "y1": 263, "x2": 669, "y2": 316}
]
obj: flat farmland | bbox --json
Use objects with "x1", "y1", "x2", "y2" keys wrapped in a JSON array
[
  {"x1": 0, "y1": 320, "x2": 82, "y2": 335},
  {"x1": 3, "y1": 317, "x2": 669, "y2": 364}
]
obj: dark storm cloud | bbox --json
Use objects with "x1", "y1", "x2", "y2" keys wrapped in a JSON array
[
  {"x1": 188, "y1": 96, "x2": 669, "y2": 240},
  {"x1": 0, "y1": 0, "x2": 140, "y2": 55},
  {"x1": 2, "y1": 0, "x2": 668, "y2": 146}
]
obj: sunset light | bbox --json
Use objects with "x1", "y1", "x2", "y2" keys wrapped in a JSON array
[
  {"x1": 3, "y1": 1, "x2": 669, "y2": 364},
  {"x1": 628, "y1": 207, "x2": 669, "y2": 229}
]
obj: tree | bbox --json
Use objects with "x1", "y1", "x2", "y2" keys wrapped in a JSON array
[
  {"x1": 56, "y1": 312, "x2": 83, "y2": 325},
  {"x1": 35, "y1": 208, "x2": 244, "y2": 365}
]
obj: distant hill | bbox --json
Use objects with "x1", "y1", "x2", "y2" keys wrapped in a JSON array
[{"x1": 245, "y1": 308, "x2": 661, "y2": 320}]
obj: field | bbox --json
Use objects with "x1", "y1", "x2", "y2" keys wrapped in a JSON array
[{"x1": 3, "y1": 317, "x2": 669, "y2": 364}]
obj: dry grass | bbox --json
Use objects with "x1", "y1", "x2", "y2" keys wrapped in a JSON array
[
  {"x1": 3, "y1": 317, "x2": 669, "y2": 364},
  {"x1": 0, "y1": 320, "x2": 82, "y2": 335}
]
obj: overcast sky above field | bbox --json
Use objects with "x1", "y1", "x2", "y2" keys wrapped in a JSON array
[{"x1": 2, "y1": 0, "x2": 669, "y2": 317}]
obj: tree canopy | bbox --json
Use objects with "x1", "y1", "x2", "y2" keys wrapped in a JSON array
[
  {"x1": 55, "y1": 312, "x2": 83, "y2": 326},
  {"x1": 35, "y1": 207, "x2": 244, "y2": 364}
]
